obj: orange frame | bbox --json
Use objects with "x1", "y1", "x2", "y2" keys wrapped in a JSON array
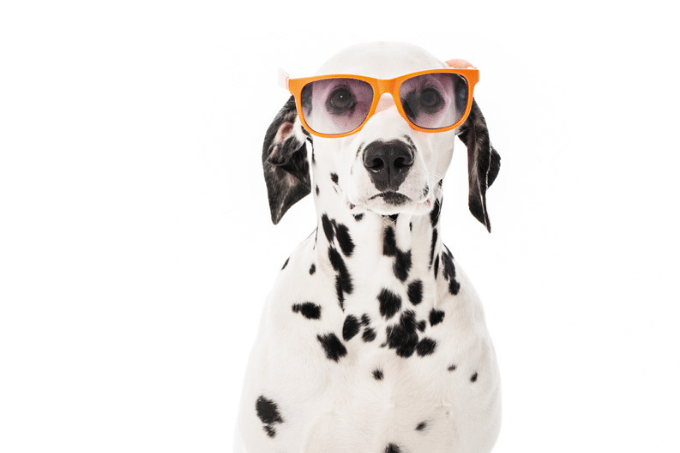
[{"x1": 281, "y1": 67, "x2": 479, "y2": 138}]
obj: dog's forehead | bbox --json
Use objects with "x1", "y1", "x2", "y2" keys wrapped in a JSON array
[{"x1": 316, "y1": 42, "x2": 445, "y2": 78}]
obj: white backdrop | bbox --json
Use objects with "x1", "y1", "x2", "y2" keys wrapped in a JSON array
[{"x1": 1, "y1": 1, "x2": 679, "y2": 452}]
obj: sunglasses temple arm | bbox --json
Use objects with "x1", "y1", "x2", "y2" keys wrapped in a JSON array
[{"x1": 277, "y1": 68, "x2": 290, "y2": 91}]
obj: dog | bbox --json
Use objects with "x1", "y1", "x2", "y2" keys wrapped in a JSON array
[{"x1": 235, "y1": 42, "x2": 501, "y2": 453}]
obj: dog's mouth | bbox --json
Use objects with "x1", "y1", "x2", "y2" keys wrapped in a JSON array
[{"x1": 369, "y1": 191, "x2": 410, "y2": 205}]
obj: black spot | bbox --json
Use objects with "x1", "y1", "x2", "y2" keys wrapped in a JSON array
[
  {"x1": 407, "y1": 280, "x2": 423, "y2": 305},
  {"x1": 321, "y1": 214, "x2": 335, "y2": 242},
  {"x1": 429, "y1": 228, "x2": 438, "y2": 265},
  {"x1": 422, "y1": 184, "x2": 429, "y2": 198},
  {"x1": 373, "y1": 368, "x2": 384, "y2": 380},
  {"x1": 353, "y1": 213, "x2": 364, "y2": 221},
  {"x1": 388, "y1": 214, "x2": 399, "y2": 223},
  {"x1": 292, "y1": 302, "x2": 322, "y2": 320},
  {"x1": 334, "y1": 223, "x2": 355, "y2": 257},
  {"x1": 309, "y1": 263, "x2": 316, "y2": 275},
  {"x1": 433, "y1": 255, "x2": 440, "y2": 279},
  {"x1": 317, "y1": 333, "x2": 347, "y2": 362},
  {"x1": 417, "y1": 320, "x2": 426, "y2": 332},
  {"x1": 328, "y1": 247, "x2": 353, "y2": 310},
  {"x1": 362, "y1": 327, "x2": 376, "y2": 342},
  {"x1": 448, "y1": 364, "x2": 457, "y2": 372},
  {"x1": 383, "y1": 226, "x2": 412, "y2": 281},
  {"x1": 378, "y1": 288, "x2": 401, "y2": 319},
  {"x1": 471, "y1": 372, "x2": 478, "y2": 382},
  {"x1": 385, "y1": 443, "x2": 402, "y2": 453},
  {"x1": 342, "y1": 315, "x2": 361, "y2": 341},
  {"x1": 441, "y1": 248, "x2": 460, "y2": 295},
  {"x1": 416, "y1": 337, "x2": 437, "y2": 356},
  {"x1": 393, "y1": 250, "x2": 412, "y2": 282},
  {"x1": 330, "y1": 172, "x2": 339, "y2": 184},
  {"x1": 409, "y1": 222, "x2": 413, "y2": 231},
  {"x1": 256, "y1": 396, "x2": 284, "y2": 438},
  {"x1": 361, "y1": 314, "x2": 371, "y2": 326},
  {"x1": 430, "y1": 198, "x2": 442, "y2": 226},
  {"x1": 429, "y1": 309, "x2": 445, "y2": 326},
  {"x1": 281, "y1": 257, "x2": 289, "y2": 269},
  {"x1": 386, "y1": 310, "x2": 419, "y2": 358},
  {"x1": 315, "y1": 185, "x2": 320, "y2": 196},
  {"x1": 416, "y1": 421, "x2": 427, "y2": 431},
  {"x1": 383, "y1": 226, "x2": 397, "y2": 256}
]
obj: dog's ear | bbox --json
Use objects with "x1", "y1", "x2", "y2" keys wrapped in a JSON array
[
  {"x1": 262, "y1": 95, "x2": 311, "y2": 224},
  {"x1": 457, "y1": 99, "x2": 501, "y2": 232}
]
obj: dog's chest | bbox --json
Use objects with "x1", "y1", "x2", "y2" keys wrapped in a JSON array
[{"x1": 246, "y1": 234, "x2": 500, "y2": 452}]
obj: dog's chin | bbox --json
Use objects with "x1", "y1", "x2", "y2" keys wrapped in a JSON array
[{"x1": 361, "y1": 191, "x2": 432, "y2": 216}]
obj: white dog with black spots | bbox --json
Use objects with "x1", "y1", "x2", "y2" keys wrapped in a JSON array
[{"x1": 235, "y1": 42, "x2": 502, "y2": 453}]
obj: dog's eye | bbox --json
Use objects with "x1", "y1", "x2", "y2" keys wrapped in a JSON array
[
  {"x1": 327, "y1": 87, "x2": 355, "y2": 113},
  {"x1": 420, "y1": 88, "x2": 442, "y2": 110}
]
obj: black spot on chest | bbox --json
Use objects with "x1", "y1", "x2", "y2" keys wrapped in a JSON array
[
  {"x1": 383, "y1": 226, "x2": 412, "y2": 282},
  {"x1": 430, "y1": 198, "x2": 442, "y2": 226},
  {"x1": 321, "y1": 214, "x2": 335, "y2": 242},
  {"x1": 441, "y1": 247, "x2": 461, "y2": 295},
  {"x1": 416, "y1": 421, "x2": 427, "y2": 431},
  {"x1": 373, "y1": 368, "x2": 384, "y2": 380},
  {"x1": 255, "y1": 396, "x2": 284, "y2": 438},
  {"x1": 407, "y1": 280, "x2": 423, "y2": 305},
  {"x1": 429, "y1": 228, "x2": 438, "y2": 265},
  {"x1": 383, "y1": 226, "x2": 398, "y2": 256},
  {"x1": 333, "y1": 222, "x2": 355, "y2": 257},
  {"x1": 330, "y1": 172, "x2": 339, "y2": 184},
  {"x1": 342, "y1": 315, "x2": 360, "y2": 341},
  {"x1": 317, "y1": 333, "x2": 347, "y2": 362},
  {"x1": 393, "y1": 250, "x2": 412, "y2": 282},
  {"x1": 429, "y1": 308, "x2": 445, "y2": 326},
  {"x1": 309, "y1": 263, "x2": 316, "y2": 275},
  {"x1": 328, "y1": 247, "x2": 353, "y2": 310},
  {"x1": 416, "y1": 337, "x2": 437, "y2": 356},
  {"x1": 386, "y1": 310, "x2": 419, "y2": 358},
  {"x1": 362, "y1": 326, "x2": 377, "y2": 342},
  {"x1": 378, "y1": 288, "x2": 402, "y2": 320},
  {"x1": 292, "y1": 302, "x2": 322, "y2": 320}
]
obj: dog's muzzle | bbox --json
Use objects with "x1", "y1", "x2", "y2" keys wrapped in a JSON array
[{"x1": 363, "y1": 140, "x2": 414, "y2": 192}]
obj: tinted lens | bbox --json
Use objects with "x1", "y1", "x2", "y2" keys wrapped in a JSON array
[
  {"x1": 398, "y1": 73, "x2": 468, "y2": 129},
  {"x1": 300, "y1": 78, "x2": 374, "y2": 135}
]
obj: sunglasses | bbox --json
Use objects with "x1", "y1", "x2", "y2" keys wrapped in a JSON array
[{"x1": 279, "y1": 65, "x2": 479, "y2": 138}]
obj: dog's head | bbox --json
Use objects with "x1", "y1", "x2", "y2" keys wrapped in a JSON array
[{"x1": 262, "y1": 42, "x2": 500, "y2": 231}]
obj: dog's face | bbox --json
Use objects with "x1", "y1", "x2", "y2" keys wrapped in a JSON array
[
  {"x1": 310, "y1": 43, "x2": 456, "y2": 217},
  {"x1": 262, "y1": 42, "x2": 500, "y2": 230}
]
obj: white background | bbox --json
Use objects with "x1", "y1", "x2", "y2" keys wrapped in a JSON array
[{"x1": 1, "y1": 1, "x2": 678, "y2": 452}]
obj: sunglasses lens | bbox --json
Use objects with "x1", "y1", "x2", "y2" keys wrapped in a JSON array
[
  {"x1": 399, "y1": 73, "x2": 469, "y2": 130},
  {"x1": 300, "y1": 78, "x2": 374, "y2": 135}
]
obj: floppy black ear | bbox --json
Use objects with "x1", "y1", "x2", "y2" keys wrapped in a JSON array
[
  {"x1": 262, "y1": 95, "x2": 311, "y2": 224},
  {"x1": 457, "y1": 99, "x2": 501, "y2": 232}
]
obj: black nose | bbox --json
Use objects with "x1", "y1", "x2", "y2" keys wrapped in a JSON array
[{"x1": 363, "y1": 140, "x2": 415, "y2": 191}]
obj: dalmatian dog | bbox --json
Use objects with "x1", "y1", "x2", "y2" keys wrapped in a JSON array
[{"x1": 235, "y1": 42, "x2": 501, "y2": 453}]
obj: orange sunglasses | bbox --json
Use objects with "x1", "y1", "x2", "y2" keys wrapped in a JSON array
[{"x1": 279, "y1": 64, "x2": 479, "y2": 138}]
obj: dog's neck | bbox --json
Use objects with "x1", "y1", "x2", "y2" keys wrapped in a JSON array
[{"x1": 311, "y1": 165, "x2": 444, "y2": 306}]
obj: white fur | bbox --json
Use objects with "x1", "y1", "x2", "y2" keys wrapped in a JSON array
[{"x1": 235, "y1": 42, "x2": 500, "y2": 453}]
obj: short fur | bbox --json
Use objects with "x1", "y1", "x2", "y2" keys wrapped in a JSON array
[{"x1": 236, "y1": 42, "x2": 501, "y2": 453}]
